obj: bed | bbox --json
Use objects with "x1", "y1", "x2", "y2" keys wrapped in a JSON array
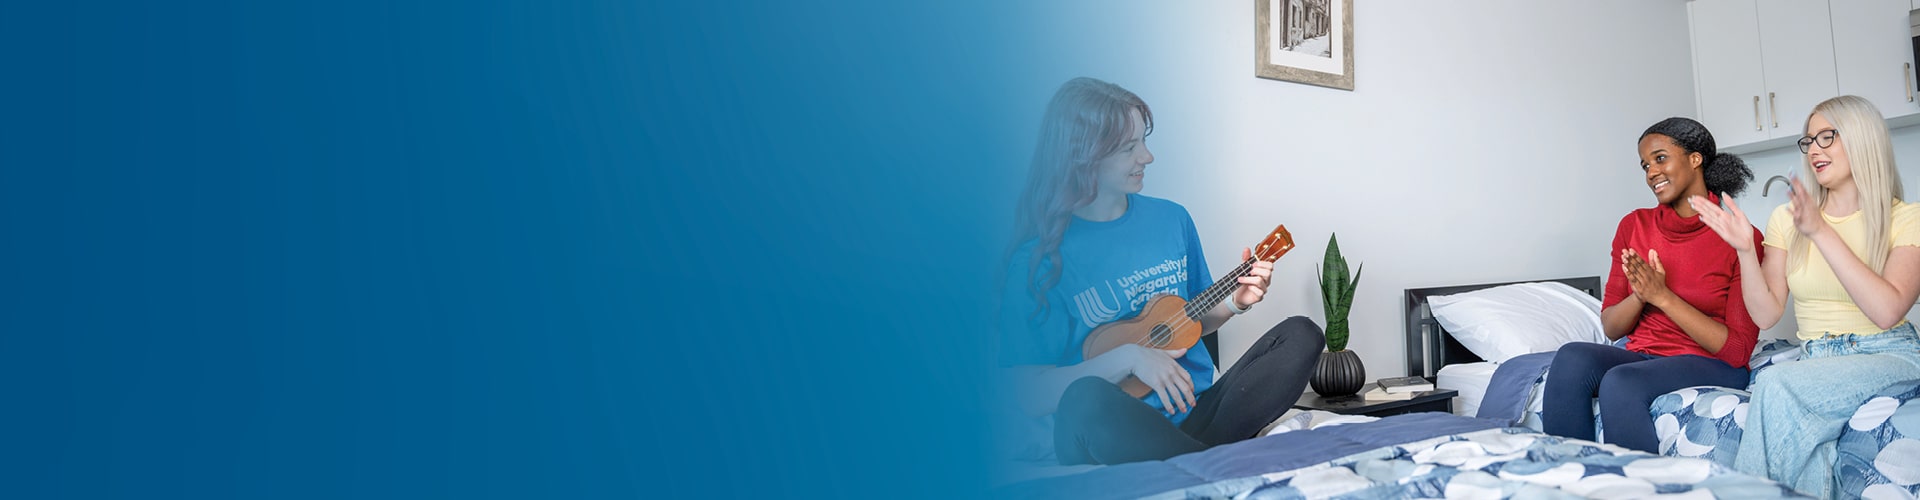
[
  {"x1": 1648, "y1": 340, "x2": 1920, "y2": 499},
  {"x1": 1403, "y1": 276, "x2": 1604, "y2": 431},
  {"x1": 993, "y1": 276, "x2": 1807, "y2": 498},
  {"x1": 995, "y1": 411, "x2": 1803, "y2": 499},
  {"x1": 1403, "y1": 277, "x2": 1920, "y2": 499}
]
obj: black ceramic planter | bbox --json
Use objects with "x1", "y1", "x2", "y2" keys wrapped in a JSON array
[{"x1": 1310, "y1": 349, "x2": 1366, "y2": 396}]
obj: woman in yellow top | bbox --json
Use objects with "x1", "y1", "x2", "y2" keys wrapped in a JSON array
[{"x1": 1695, "y1": 95, "x2": 1920, "y2": 498}]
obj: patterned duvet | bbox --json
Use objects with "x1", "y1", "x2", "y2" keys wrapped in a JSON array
[
  {"x1": 1172, "y1": 427, "x2": 1802, "y2": 499},
  {"x1": 1644, "y1": 339, "x2": 1920, "y2": 499},
  {"x1": 1001, "y1": 412, "x2": 1801, "y2": 499}
]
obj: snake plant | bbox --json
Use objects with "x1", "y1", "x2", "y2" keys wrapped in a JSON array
[{"x1": 1317, "y1": 233, "x2": 1363, "y2": 352}]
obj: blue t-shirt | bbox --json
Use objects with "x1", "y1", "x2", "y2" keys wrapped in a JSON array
[{"x1": 998, "y1": 194, "x2": 1218, "y2": 423}]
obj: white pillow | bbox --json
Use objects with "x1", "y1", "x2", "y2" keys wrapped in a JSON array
[{"x1": 1426, "y1": 282, "x2": 1606, "y2": 363}]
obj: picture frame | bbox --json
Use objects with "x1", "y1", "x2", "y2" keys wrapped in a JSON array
[{"x1": 1255, "y1": 0, "x2": 1354, "y2": 90}]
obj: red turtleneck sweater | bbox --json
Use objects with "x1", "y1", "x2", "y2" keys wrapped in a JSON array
[{"x1": 1603, "y1": 195, "x2": 1763, "y2": 368}]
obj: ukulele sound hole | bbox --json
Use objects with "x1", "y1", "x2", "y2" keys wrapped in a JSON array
[{"x1": 1147, "y1": 324, "x2": 1174, "y2": 347}]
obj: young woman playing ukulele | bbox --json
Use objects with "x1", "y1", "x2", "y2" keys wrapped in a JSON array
[{"x1": 997, "y1": 78, "x2": 1324, "y2": 465}]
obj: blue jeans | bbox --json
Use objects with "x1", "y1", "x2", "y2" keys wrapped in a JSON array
[
  {"x1": 1542, "y1": 342, "x2": 1749, "y2": 453},
  {"x1": 1733, "y1": 322, "x2": 1920, "y2": 498}
]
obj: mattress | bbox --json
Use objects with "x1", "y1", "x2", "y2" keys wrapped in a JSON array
[{"x1": 1435, "y1": 361, "x2": 1497, "y2": 417}]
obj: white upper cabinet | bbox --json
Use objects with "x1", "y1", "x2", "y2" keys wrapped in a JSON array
[
  {"x1": 1691, "y1": 0, "x2": 1771, "y2": 147},
  {"x1": 1757, "y1": 0, "x2": 1839, "y2": 132},
  {"x1": 1690, "y1": 0, "x2": 1840, "y2": 151},
  {"x1": 1832, "y1": 0, "x2": 1920, "y2": 118}
]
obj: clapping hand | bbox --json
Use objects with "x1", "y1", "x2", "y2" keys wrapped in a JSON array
[
  {"x1": 1782, "y1": 177, "x2": 1831, "y2": 238},
  {"x1": 1622, "y1": 248, "x2": 1673, "y2": 308},
  {"x1": 1691, "y1": 194, "x2": 1757, "y2": 253}
]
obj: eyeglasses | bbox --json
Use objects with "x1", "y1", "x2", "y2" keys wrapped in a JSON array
[{"x1": 1797, "y1": 130, "x2": 1839, "y2": 153}]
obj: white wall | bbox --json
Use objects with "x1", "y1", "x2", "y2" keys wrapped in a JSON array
[
  {"x1": 1721, "y1": 123, "x2": 1920, "y2": 340},
  {"x1": 1010, "y1": 1, "x2": 1699, "y2": 379}
]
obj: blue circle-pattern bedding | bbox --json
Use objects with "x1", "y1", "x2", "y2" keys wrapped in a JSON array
[
  {"x1": 1652, "y1": 386, "x2": 1750, "y2": 465},
  {"x1": 1648, "y1": 339, "x2": 1920, "y2": 498},
  {"x1": 1836, "y1": 380, "x2": 1920, "y2": 500},
  {"x1": 1746, "y1": 339, "x2": 1804, "y2": 375},
  {"x1": 1221, "y1": 428, "x2": 1806, "y2": 499},
  {"x1": 1650, "y1": 339, "x2": 1798, "y2": 465}
]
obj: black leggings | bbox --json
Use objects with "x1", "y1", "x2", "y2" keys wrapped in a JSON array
[
  {"x1": 1053, "y1": 316, "x2": 1325, "y2": 465},
  {"x1": 1541, "y1": 342, "x2": 1749, "y2": 453}
]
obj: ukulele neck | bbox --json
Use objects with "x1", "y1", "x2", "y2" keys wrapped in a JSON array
[{"x1": 1181, "y1": 258, "x2": 1255, "y2": 319}]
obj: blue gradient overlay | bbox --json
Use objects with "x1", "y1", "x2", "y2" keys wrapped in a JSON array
[{"x1": 0, "y1": 2, "x2": 1043, "y2": 498}]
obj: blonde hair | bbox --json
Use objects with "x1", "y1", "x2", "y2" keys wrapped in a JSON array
[
  {"x1": 1789, "y1": 95, "x2": 1904, "y2": 273},
  {"x1": 1007, "y1": 77, "x2": 1152, "y2": 319}
]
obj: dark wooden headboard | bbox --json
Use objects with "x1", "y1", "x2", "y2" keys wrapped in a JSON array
[{"x1": 1402, "y1": 276, "x2": 1603, "y2": 379}]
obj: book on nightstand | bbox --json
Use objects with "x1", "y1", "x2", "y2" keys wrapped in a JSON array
[
  {"x1": 1377, "y1": 376, "x2": 1435, "y2": 394},
  {"x1": 1361, "y1": 386, "x2": 1416, "y2": 401}
]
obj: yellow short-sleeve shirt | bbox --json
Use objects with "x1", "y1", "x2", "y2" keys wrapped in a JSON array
[{"x1": 1764, "y1": 199, "x2": 1920, "y2": 339}]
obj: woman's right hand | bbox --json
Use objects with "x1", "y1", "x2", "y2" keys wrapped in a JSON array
[
  {"x1": 1690, "y1": 194, "x2": 1756, "y2": 253},
  {"x1": 1125, "y1": 344, "x2": 1195, "y2": 414}
]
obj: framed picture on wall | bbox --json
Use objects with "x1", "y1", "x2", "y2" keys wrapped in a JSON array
[{"x1": 1255, "y1": 0, "x2": 1353, "y2": 90}]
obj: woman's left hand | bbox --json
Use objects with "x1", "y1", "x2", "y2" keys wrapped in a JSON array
[
  {"x1": 1622, "y1": 248, "x2": 1674, "y2": 308},
  {"x1": 1786, "y1": 176, "x2": 1834, "y2": 239},
  {"x1": 1232, "y1": 247, "x2": 1272, "y2": 311}
]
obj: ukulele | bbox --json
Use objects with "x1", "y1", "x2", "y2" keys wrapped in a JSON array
[{"x1": 1081, "y1": 225, "x2": 1296, "y2": 398}]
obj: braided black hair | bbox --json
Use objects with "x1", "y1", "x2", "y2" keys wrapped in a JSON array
[{"x1": 1640, "y1": 117, "x2": 1754, "y2": 197}]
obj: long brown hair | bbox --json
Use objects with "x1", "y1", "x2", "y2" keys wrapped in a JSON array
[{"x1": 1008, "y1": 77, "x2": 1153, "y2": 319}]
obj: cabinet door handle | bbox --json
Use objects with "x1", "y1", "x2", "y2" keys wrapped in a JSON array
[
  {"x1": 1908, "y1": 63, "x2": 1914, "y2": 103},
  {"x1": 1754, "y1": 96, "x2": 1763, "y2": 131},
  {"x1": 1769, "y1": 92, "x2": 1778, "y2": 128}
]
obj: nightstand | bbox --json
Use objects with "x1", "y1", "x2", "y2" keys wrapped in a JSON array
[{"x1": 1293, "y1": 388, "x2": 1458, "y2": 418}]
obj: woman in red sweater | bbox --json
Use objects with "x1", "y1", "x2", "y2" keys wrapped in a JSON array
[{"x1": 1542, "y1": 117, "x2": 1764, "y2": 453}]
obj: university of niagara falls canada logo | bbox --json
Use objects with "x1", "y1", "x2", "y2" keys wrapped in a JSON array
[{"x1": 1072, "y1": 257, "x2": 1188, "y2": 328}]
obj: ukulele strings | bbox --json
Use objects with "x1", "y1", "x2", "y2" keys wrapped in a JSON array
[
  {"x1": 1154, "y1": 258, "x2": 1256, "y2": 340},
  {"x1": 1134, "y1": 257, "x2": 1259, "y2": 349},
  {"x1": 1133, "y1": 229, "x2": 1287, "y2": 350}
]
